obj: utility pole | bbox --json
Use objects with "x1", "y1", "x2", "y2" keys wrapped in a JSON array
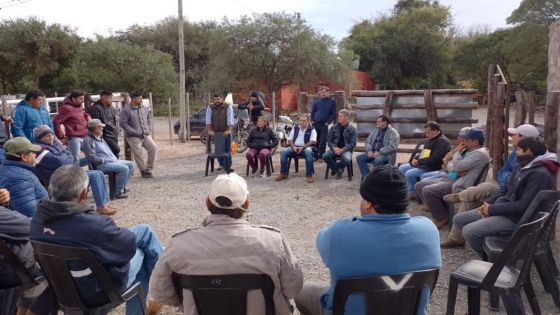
[
  {"x1": 178, "y1": 0, "x2": 187, "y2": 142},
  {"x1": 296, "y1": 12, "x2": 302, "y2": 115}
]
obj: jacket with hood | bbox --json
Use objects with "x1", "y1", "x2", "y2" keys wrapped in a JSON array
[
  {"x1": 30, "y1": 200, "x2": 136, "y2": 304},
  {"x1": 11, "y1": 100, "x2": 53, "y2": 140},
  {"x1": 0, "y1": 160, "x2": 49, "y2": 217},
  {"x1": 88, "y1": 101, "x2": 119, "y2": 139},
  {"x1": 486, "y1": 152, "x2": 559, "y2": 222},
  {"x1": 0, "y1": 206, "x2": 42, "y2": 285},
  {"x1": 53, "y1": 97, "x2": 90, "y2": 139},
  {"x1": 34, "y1": 139, "x2": 74, "y2": 182}
]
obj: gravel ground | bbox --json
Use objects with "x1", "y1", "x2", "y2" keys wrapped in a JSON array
[{"x1": 103, "y1": 112, "x2": 558, "y2": 315}]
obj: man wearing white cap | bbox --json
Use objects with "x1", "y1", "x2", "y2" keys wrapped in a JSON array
[
  {"x1": 443, "y1": 123, "x2": 540, "y2": 209},
  {"x1": 149, "y1": 173, "x2": 303, "y2": 315}
]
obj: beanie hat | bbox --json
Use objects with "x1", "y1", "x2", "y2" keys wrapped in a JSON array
[
  {"x1": 360, "y1": 165, "x2": 408, "y2": 212},
  {"x1": 33, "y1": 125, "x2": 54, "y2": 141}
]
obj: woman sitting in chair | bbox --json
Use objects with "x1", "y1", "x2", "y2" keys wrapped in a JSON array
[{"x1": 246, "y1": 116, "x2": 278, "y2": 177}]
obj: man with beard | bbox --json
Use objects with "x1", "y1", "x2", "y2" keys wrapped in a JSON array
[
  {"x1": 440, "y1": 137, "x2": 559, "y2": 254},
  {"x1": 89, "y1": 91, "x2": 120, "y2": 157}
]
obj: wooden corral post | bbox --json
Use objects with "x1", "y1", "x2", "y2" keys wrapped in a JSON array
[
  {"x1": 545, "y1": 92, "x2": 560, "y2": 153},
  {"x1": 486, "y1": 64, "x2": 497, "y2": 157},
  {"x1": 1, "y1": 95, "x2": 10, "y2": 138},
  {"x1": 149, "y1": 92, "x2": 155, "y2": 139},
  {"x1": 333, "y1": 91, "x2": 347, "y2": 113},
  {"x1": 424, "y1": 89, "x2": 437, "y2": 122},
  {"x1": 121, "y1": 92, "x2": 132, "y2": 161},
  {"x1": 528, "y1": 91, "x2": 536, "y2": 125},
  {"x1": 54, "y1": 92, "x2": 59, "y2": 113},
  {"x1": 168, "y1": 97, "x2": 173, "y2": 145},
  {"x1": 84, "y1": 93, "x2": 93, "y2": 112},
  {"x1": 272, "y1": 91, "x2": 276, "y2": 129},
  {"x1": 513, "y1": 91, "x2": 527, "y2": 127},
  {"x1": 491, "y1": 82, "x2": 506, "y2": 178},
  {"x1": 382, "y1": 91, "x2": 394, "y2": 116},
  {"x1": 298, "y1": 92, "x2": 307, "y2": 114}
]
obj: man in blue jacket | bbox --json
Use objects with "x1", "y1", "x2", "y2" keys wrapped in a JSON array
[
  {"x1": 0, "y1": 137, "x2": 48, "y2": 217},
  {"x1": 295, "y1": 165, "x2": 441, "y2": 315},
  {"x1": 30, "y1": 165, "x2": 163, "y2": 315},
  {"x1": 310, "y1": 87, "x2": 336, "y2": 161},
  {"x1": 11, "y1": 90, "x2": 53, "y2": 141}
]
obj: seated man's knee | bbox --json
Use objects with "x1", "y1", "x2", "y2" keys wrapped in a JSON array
[{"x1": 321, "y1": 151, "x2": 332, "y2": 160}]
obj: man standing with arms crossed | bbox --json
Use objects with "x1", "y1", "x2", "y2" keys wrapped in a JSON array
[{"x1": 310, "y1": 87, "x2": 336, "y2": 161}]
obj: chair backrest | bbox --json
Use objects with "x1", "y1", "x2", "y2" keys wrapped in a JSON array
[
  {"x1": 0, "y1": 239, "x2": 40, "y2": 288},
  {"x1": 472, "y1": 162, "x2": 490, "y2": 186},
  {"x1": 482, "y1": 212, "x2": 549, "y2": 289},
  {"x1": 538, "y1": 200, "x2": 560, "y2": 248},
  {"x1": 171, "y1": 273, "x2": 275, "y2": 315},
  {"x1": 211, "y1": 132, "x2": 227, "y2": 155},
  {"x1": 515, "y1": 190, "x2": 560, "y2": 229},
  {"x1": 332, "y1": 269, "x2": 439, "y2": 315},
  {"x1": 30, "y1": 240, "x2": 124, "y2": 312}
]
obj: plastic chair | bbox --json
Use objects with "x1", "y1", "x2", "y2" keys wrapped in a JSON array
[
  {"x1": 30, "y1": 240, "x2": 147, "y2": 315},
  {"x1": 0, "y1": 240, "x2": 47, "y2": 315},
  {"x1": 245, "y1": 155, "x2": 274, "y2": 177},
  {"x1": 205, "y1": 132, "x2": 231, "y2": 176},
  {"x1": 324, "y1": 155, "x2": 354, "y2": 181},
  {"x1": 447, "y1": 162, "x2": 491, "y2": 230},
  {"x1": 446, "y1": 212, "x2": 550, "y2": 315},
  {"x1": 332, "y1": 269, "x2": 439, "y2": 315},
  {"x1": 88, "y1": 163, "x2": 117, "y2": 200},
  {"x1": 483, "y1": 193, "x2": 560, "y2": 310},
  {"x1": 171, "y1": 273, "x2": 275, "y2": 315}
]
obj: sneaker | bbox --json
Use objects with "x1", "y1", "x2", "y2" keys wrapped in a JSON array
[
  {"x1": 306, "y1": 176, "x2": 314, "y2": 183},
  {"x1": 96, "y1": 206, "x2": 117, "y2": 216},
  {"x1": 336, "y1": 169, "x2": 343, "y2": 180},
  {"x1": 259, "y1": 171, "x2": 267, "y2": 178},
  {"x1": 330, "y1": 169, "x2": 336, "y2": 176},
  {"x1": 115, "y1": 192, "x2": 128, "y2": 199},
  {"x1": 275, "y1": 174, "x2": 288, "y2": 181},
  {"x1": 141, "y1": 172, "x2": 153, "y2": 178},
  {"x1": 440, "y1": 238, "x2": 465, "y2": 248},
  {"x1": 443, "y1": 193, "x2": 461, "y2": 203},
  {"x1": 251, "y1": 169, "x2": 258, "y2": 177},
  {"x1": 148, "y1": 299, "x2": 163, "y2": 315}
]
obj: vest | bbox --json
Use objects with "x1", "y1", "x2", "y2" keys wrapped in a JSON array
[
  {"x1": 292, "y1": 125, "x2": 315, "y2": 146},
  {"x1": 210, "y1": 104, "x2": 228, "y2": 132}
]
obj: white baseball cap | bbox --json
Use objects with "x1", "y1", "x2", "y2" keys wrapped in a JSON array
[
  {"x1": 208, "y1": 173, "x2": 249, "y2": 210},
  {"x1": 507, "y1": 124, "x2": 540, "y2": 138}
]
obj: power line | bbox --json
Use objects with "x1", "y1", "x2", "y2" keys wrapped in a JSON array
[{"x1": 0, "y1": 0, "x2": 32, "y2": 11}]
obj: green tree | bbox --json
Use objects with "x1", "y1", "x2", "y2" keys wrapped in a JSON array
[
  {"x1": 343, "y1": 1, "x2": 452, "y2": 89},
  {"x1": 507, "y1": 0, "x2": 560, "y2": 25},
  {"x1": 115, "y1": 18, "x2": 216, "y2": 95},
  {"x1": 0, "y1": 17, "x2": 80, "y2": 94},
  {"x1": 55, "y1": 38, "x2": 177, "y2": 97},
  {"x1": 205, "y1": 12, "x2": 351, "y2": 94}
]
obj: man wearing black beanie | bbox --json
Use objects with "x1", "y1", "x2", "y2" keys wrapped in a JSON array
[{"x1": 295, "y1": 165, "x2": 441, "y2": 315}]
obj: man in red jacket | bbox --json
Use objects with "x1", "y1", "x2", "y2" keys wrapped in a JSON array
[{"x1": 53, "y1": 91, "x2": 90, "y2": 164}]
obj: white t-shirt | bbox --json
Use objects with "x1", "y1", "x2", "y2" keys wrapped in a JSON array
[{"x1": 288, "y1": 125, "x2": 317, "y2": 147}]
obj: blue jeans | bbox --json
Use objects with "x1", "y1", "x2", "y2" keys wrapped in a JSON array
[
  {"x1": 0, "y1": 147, "x2": 4, "y2": 165},
  {"x1": 420, "y1": 170, "x2": 446, "y2": 181},
  {"x1": 96, "y1": 160, "x2": 134, "y2": 193},
  {"x1": 355, "y1": 153, "x2": 388, "y2": 177},
  {"x1": 86, "y1": 170, "x2": 109, "y2": 208},
  {"x1": 219, "y1": 134, "x2": 233, "y2": 167},
  {"x1": 323, "y1": 150, "x2": 352, "y2": 175},
  {"x1": 68, "y1": 137, "x2": 84, "y2": 164},
  {"x1": 453, "y1": 209, "x2": 517, "y2": 256},
  {"x1": 399, "y1": 163, "x2": 428, "y2": 193},
  {"x1": 280, "y1": 147, "x2": 314, "y2": 177},
  {"x1": 125, "y1": 224, "x2": 163, "y2": 315}
]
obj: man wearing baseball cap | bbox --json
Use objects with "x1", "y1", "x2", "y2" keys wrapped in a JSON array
[
  {"x1": 83, "y1": 119, "x2": 134, "y2": 199},
  {"x1": 443, "y1": 124, "x2": 540, "y2": 210},
  {"x1": 295, "y1": 165, "x2": 441, "y2": 315},
  {"x1": 0, "y1": 137, "x2": 48, "y2": 217},
  {"x1": 149, "y1": 173, "x2": 303, "y2": 314}
]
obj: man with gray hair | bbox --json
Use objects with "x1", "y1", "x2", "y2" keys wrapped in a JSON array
[
  {"x1": 322, "y1": 109, "x2": 357, "y2": 179},
  {"x1": 30, "y1": 165, "x2": 163, "y2": 315},
  {"x1": 149, "y1": 173, "x2": 303, "y2": 314}
]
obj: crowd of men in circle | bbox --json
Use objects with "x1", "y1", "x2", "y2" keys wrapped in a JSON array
[{"x1": 0, "y1": 87, "x2": 558, "y2": 314}]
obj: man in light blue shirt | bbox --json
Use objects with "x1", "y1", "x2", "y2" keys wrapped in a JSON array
[
  {"x1": 295, "y1": 165, "x2": 441, "y2": 315},
  {"x1": 206, "y1": 94, "x2": 234, "y2": 170}
]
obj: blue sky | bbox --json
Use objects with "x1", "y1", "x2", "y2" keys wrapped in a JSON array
[{"x1": 0, "y1": 0, "x2": 523, "y2": 40}]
